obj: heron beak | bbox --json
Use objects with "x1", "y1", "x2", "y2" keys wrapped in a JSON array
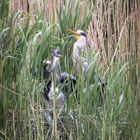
[{"x1": 67, "y1": 29, "x2": 80, "y2": 40}]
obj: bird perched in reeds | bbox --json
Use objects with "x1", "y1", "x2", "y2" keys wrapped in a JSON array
[
  {"x1": 68, "y1": 29, "x2": 88, "y2": 74},
  {"x1": 68, "y1": 29, "x2": 106, "y2": 95},
  {"x1": 43, "y1": 48, "x2": 76, "y2": 107},
  {"x1": 68, "y1": 29, "x2": 100, "y2": 79}
]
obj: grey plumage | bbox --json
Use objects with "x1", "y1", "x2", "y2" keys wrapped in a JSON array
[
  {"x1": 43, "y1": 48, "x2": 76, "y2": 107},
  {"x1": 69, "y1": 29, "x2": 106, "y2": 95}
]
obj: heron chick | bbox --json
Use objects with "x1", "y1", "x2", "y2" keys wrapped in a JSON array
[{"x1": 43, "y1": 48, "x2": 76, "y2": 107}]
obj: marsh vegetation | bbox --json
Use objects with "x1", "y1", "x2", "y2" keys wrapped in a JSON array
[{"x1": 0, "y1": 0, "x2": 140, "y2": 139}]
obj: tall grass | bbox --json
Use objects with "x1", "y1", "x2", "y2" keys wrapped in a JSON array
[{"x1": 0, "y1": 0, "x2": 140, "y2": 139}]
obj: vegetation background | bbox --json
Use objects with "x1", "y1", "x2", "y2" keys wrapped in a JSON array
[{"x1": 0, "y1": 0, "x2": 140, "y2": 139}]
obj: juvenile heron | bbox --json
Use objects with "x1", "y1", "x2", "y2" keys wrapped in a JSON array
[{"x1": 43, "y1": 48, "x2": 76, "y2": 106}]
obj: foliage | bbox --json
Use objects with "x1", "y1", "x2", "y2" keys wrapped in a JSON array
[{"x1": 0, "y1": 0, "x2": 140, "y2": 139}]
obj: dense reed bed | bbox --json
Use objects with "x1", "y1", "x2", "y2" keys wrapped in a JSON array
[{"x1": 0, "y1": 0, "x2": 140, "y2": 139}]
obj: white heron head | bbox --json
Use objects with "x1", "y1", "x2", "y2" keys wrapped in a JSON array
[{"x1": 68, "y1": 29, "x2": 87, "y2": 50}]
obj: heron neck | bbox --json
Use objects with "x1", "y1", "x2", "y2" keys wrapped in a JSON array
[
  {"x1": 52, "y1": 57, "x2": 61, "y2": 79},
  {"x1": 73, "y1": 46, "x2": 80, "y2": 62}
]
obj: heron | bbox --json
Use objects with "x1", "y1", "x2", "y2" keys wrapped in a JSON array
[
  {"x1": 68, "y1": 29, "x2": 100, "y2": 79},
  {"x1": 68, "y1": 29, "x2": 106, "y2": 97},
  {"x1": 43, "y1": 48, "x2": 76, "y2": 107},
  {"x1": 68, "y1": 29, "x2": 88, "y2": 74}
]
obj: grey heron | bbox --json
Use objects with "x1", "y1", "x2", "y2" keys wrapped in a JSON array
[
  {"x1": 68, "y1": 29, "x2": 106, "y2": 96},
  {"x1": 43, "y1": 48, "x2": 76, "y2": 107},
  {"x1": 68, "y1": 29, "x2": 88, "y2": 74}
]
